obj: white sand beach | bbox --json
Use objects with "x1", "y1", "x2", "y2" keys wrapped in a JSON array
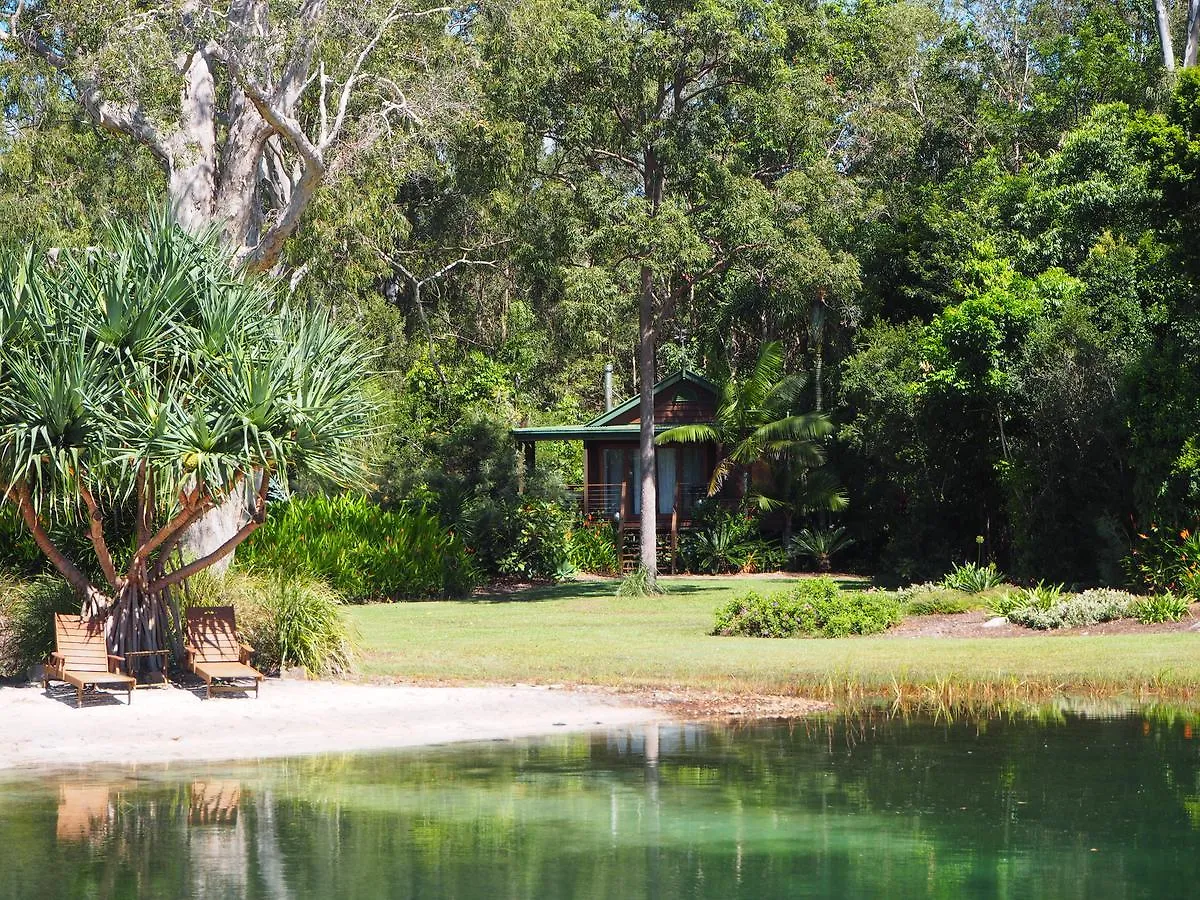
[{"x1": 0, "y1": 679, "x2": 667, "y2": 772}]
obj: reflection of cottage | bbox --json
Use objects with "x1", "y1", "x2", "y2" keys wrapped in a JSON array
[{"x1": 513, "y1": 370, "x2": 733, "y2": 571}]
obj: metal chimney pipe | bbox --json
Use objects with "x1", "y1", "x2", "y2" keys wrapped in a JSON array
[{"x1": 603, "y1": 362, "x2": 614, "y2": 411}]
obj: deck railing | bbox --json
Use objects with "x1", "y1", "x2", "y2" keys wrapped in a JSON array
[{"x1": 565, "y1": 483, "x2": 731, "y2": 520}]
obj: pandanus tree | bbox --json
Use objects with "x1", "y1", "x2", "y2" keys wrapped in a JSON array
[
  {"x1": 657, "y1": 342, "x2": 832, "y2": 497},
  {"x1": 0, "y1": 219, "x2": 374, "y2": 668}
]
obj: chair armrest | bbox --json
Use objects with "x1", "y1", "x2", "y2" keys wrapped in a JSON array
[
  {"x1": 183, "y1": 645, "x2": 198, "y2": 672},
  {"x1": 107, "y1": 654, "x2": 125, "y2": 674},
  {"x1": 239, "y1": 643, "x2": 255, "y2": 665},
  {"x1": 46, "y1": 652, "x2": 65, "y2": 677}
]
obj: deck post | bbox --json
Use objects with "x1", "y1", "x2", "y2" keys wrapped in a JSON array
[{"x1": 671, "y1": 480, "x2": 680, "y2": 574}]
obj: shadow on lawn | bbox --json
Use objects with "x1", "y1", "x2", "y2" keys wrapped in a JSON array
[{"x1": 462, "y1": 574, "x2": 850, "y2": 604}]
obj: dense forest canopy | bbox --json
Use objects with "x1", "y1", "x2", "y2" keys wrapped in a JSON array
[{"x1": 2, "y1": 0, "x2": 1199, "y2": 585}]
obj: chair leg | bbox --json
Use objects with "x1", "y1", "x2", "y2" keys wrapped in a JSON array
[{"x1": 77, "y1": 686, "x2": 83, "y2": 708}]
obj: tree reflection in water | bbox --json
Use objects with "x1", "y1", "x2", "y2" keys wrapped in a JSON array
[{"x1": 2, "y1": 710, "x2": 1199, "y2": 898}]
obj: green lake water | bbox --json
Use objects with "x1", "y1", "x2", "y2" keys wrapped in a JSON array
[{"x1": 3, "y1": 711, "x2": 1200, "y2": 898}]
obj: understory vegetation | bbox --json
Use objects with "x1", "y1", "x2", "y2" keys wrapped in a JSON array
[
  {"x1": 238, "y1": 495, "x2": 478, "y2": 601},
  {"x1": 185, "y1": 573, "x2": 358, "y2": 677},
  {"x1": 712, "y1": 578, "x2": 903, "y2": 638}
]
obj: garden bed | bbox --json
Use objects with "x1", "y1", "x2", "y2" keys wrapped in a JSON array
[{"x1": 889, "y1": 607, "x2": 1200, "y2": 639}]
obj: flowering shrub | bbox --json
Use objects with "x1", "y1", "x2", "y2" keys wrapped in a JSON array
[{"x1": 1125, "y1": 526, "x2": 1200, "y2": 597}]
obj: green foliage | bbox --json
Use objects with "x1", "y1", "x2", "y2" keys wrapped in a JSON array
[
  {"x1": 566, "y1": 519, "x2": 619, "y2": 576},
  {"x1": 239, "y1": 495, "x2": 478, "y2": 601},
  {"x1": 904, "y1": 593, "x2": 974, "y2": 617},
  {"x1": 0, "y1": 576, "x2": 78, "y2": 677},
  {"x1": 1020, "y1": 581, "x2": 1067, "y2": 611},
  {"x1": 679, "y1": 508, "x2": 783, "y2": 575},
  {"x1": 986, "y1": 592, "x2": 1026, "y2": 617},
  {"x1": 789, "y1": 526, "x2": 855, "y2": 573},
  {"x1": 712, "y1": 578, "x2": 902, "y2": 639},
  {"x1": 942, "y1": 562, "x2": 1007, "y2": 593},
  {"x1": 189, "y1": 573, "x2": 357, "y2": 676},
  {"x1": 1007, "y1": 589, "x2": 1135, "y2": 630},
  {"x1": 616, "y1": 566, "x2": 663, "y2": 598},
  {"x1": 478, "y1": 499, "x2": 574, "y2": 582},
  {"x1": 659, "y1": 341, "x2": 831, "y2": 496},
  {"x1": 1131, "y1": 593, "x2": 1191, "y2": 625},
  {"x1": 1125, "y1": 527, "x2": 1200, "y2": 597}
]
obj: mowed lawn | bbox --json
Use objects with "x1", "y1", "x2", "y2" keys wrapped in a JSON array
[{"x1": 346, "y1": 576, "x2": 1200, "y2": 696}]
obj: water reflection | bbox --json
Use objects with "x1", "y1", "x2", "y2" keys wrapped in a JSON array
[{"x1": 3, "y1": 711, "x2": 1200, "y2": 898}]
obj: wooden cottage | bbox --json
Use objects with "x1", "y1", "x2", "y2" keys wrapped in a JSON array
[{"x1": 513, "y1": 371, "x2": 726, "y2": 544}]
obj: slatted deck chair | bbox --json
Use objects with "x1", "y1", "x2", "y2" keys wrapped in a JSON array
[
  {"x1": 185, "y1": 606, "x2": 263, "y2": 699},
  {"x1": 44, "y1": 615, "x2": 135, "y2": 708}
]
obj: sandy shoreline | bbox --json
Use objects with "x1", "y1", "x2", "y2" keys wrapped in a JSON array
[{"x1": 0, "y1": 679, "x2": 667, "y2": 773}]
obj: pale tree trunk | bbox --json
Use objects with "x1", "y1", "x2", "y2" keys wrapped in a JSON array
[
  {"x1": 637, "y1": 155, "x2": 665, "y2": 590},
  {"x1": 638, "y1": 261, "x2": 658, "y2": 588},
  {"x1": 1187, "y1": 0, "x2": 1200, "y2": 67},
  {"x1": 1156, "y1": 0, "x2": 1177, "y2": 71},
  {"x1": 3, "y1": 1, "x2": 442, "y2": 566}
]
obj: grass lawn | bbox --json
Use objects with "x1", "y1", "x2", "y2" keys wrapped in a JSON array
[{"x1": 347, "y1": 576, "x2": 1200, "y2": 702}]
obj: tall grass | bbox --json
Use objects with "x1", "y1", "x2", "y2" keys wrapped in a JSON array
[
  {"x1": 238, "y1": 494, "x2": 478, "y2": 601},
  {"x1": 186, "y1": 572, "x2": 358, "y2": 676},
  {"x1": 0, "y1": 575, "x2": 78, "y2": 678}
]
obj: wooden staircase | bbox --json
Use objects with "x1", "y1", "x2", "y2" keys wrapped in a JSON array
[{"x1": 618, "y1": 525, "x2": 679, "y2": 575}]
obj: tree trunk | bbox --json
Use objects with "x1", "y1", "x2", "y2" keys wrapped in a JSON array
[
  {"x1": 637, "y1": 154, "x2": 665, "y2": 591},
  {"x1": 638, "y1": 259, "x2": 658, "y2": 588},
  {"x1": 1156, "y1": 0, "x2": 1177, "y2": 71},
  {"x1": 1187, "y1": 0, "x2": 1200, "y2": 67}
]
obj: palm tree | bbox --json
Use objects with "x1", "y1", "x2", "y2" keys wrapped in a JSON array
[
  {"x1": 0, "y1": 216, "x2": 374, "y2": 668},
  {"x1": 657, "y1": 342, "x2": 832, "y2": 497},
  {"x1": 755, "y1": 462, "x2": 848, "y2": 547}
]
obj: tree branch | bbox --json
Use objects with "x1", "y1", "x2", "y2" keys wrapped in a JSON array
[
  {"x1": 8, "y1": 482, "x2": 96, "y2": 598},
  {"x1": 79, "y1": 480, "x2": 120, "y2": 590},
  {"x1": 148, "y1": 473, "x2": 269, "y2": 591}
]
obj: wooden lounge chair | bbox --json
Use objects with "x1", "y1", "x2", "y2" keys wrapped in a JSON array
[
  {"x1": 44, "y1": 614, "x2": 135, "y2": 708},
  {"x1": 185, "y1": 606, "x2": 263, "y2": 699}
]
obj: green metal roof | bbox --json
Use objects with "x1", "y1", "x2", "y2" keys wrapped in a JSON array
[
  {"x1": 512, "y1": 369, "x2": 717, "y2": 442},
  {"x1": 584, "y1": 369, "x2": 718, "y2": 427},
  {"x1": 512, "y1": 424, "x2": 675, "y2": 442}
]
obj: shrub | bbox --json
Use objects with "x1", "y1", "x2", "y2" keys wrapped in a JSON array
[
  {"x1": 904, "y1": 593, "x2": 974, "y2": 616},
  {"x1": 987, "y1": 592, "x2": 1025, "y2": 617},
  {"x1": 1021, "y1": 580, "x2": 1066, "y2": 610},
  {"x1": 616, "y1": 566, "x2": 664, "y2": 598},
  {"x1": 789, "y1": 526, "x2": 855, "y2": 573},
  {"x1": 712, "y1": 578, "x2": 902, "y2": 638},
  {"x1": 941, "y1": 561, "x2": 1007, "y2": 593},
  {"x1": 461, "y1": 497, "x2": 574, "y2": 582},
  {"x1": 239, "y1": 494, "x2": 478, "y2": 601},
  {"x1": 566, "y1": 519, "x2": 619, "y2": 576},
  {"x1": 1125, "y1": 527, "x2": 1200, "y2": 597},
  {"x1": 1131, "y1": 593, "x2": 1191, "y2": 625},
  {"x1": 0, "y1": 576, "x2": 79, "y2": 678},
  {"x1": 188, "y1": 573, "x2": 357, "y2": 676},
  {"x1": 1007, "y1": 589, "x2": 1137, "y2": 630}
]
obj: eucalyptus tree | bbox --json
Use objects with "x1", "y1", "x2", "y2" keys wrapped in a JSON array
[
  {"x1": 484, "y1": 0, "x2": 806, "y2": 588},
  {"x1": 0, "y1": 219, "x2": 374, "y2": 664},
  {"x1": 0, "y1": 0, "x2": 468, "y2": 272},
  {"x1": 0, "y1": 0, "x2": 467, "y2": 561}
]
